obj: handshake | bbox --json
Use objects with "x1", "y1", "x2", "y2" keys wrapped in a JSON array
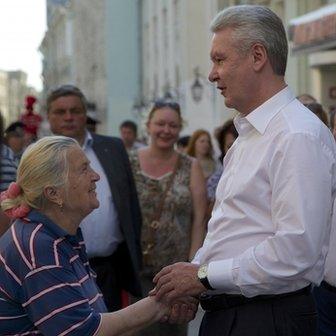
[{"x1": 148, "y1": 262, "x2": 207, "y2": 324}]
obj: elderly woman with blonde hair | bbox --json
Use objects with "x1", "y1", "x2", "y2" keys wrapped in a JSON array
[{"x1": 0, "y1": 136, "x2": 195, "y2": 336}]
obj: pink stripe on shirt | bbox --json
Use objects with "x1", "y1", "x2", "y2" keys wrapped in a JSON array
[
  {"x1": 11, "y1": 225, "x2": 32, "y2": 270},
  {"x1": 35, "y1": 298, "x2": 89, "y2": 326},
  {"x1": 29, "y1": 224, "x2": 43, "y2": 269},
  {"x1": 22, "y1": 282, "x2": 81, "y2": 307}
]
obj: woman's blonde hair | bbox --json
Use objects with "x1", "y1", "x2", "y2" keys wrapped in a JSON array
[{"x1": 1, "y1": 136, "x2": 78, "y2": 212}]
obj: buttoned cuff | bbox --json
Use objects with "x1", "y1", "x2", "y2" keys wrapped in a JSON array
[{"x1": 208, "y1": 259, "x2": 234, "y2": 291}]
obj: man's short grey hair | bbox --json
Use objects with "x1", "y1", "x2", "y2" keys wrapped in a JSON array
[
  {"x1": 210, "y1": 5, "x2": 288, "y2": 76},
  {"x1": 46, "y1": 84, "x2": 87, "y2": 113}
]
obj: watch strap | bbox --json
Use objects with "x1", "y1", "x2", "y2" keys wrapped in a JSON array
[{"x1": 200, "y1": 275, "x2": 214, "y2": 290}]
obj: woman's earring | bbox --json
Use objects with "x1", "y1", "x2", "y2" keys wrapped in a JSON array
[{"x1": 57, "y1": 201, "x2": 63, "y2": 212}]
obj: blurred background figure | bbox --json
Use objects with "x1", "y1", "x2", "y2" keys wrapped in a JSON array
[
  {"x1": 330, "y1": 106, "x2": 336, "y2": 141},
  {"x1": 214, "y1": 119, "x2": 238, "y2": 164},
  {"x1": 176, "y1": 135, "x2": 190, "y2": 153},
  {"x1": 86, "y1": 102, "x2": 100, "y2": 133},
  {"x1": 297, "y1": 93, "x2": 317, "y2": 105},
  {"x1": 20, "y1": 95, "x2": 42, "y2": 145},
  {"x1": 305, "y1": 102, "x2": 329, "y2": 126},
  {"x1": 4, "y1": 121, "x2": 25, "y2": 160},
  {"x1": 129, "y1": 100, "x2": 207, "y2": 336},
  {"x1": 120, "y1": 120, "x2": 145, "y2": 153},
  {"x1": 0, "y1": 113, "x2": 17, "y2": 236},
  {"x1": 207, "y1": 119, "x2": 238, "y2": 216},
  {"x1": 86, "y1": 114, "x2": 99, "y2": 133},
  {"x1": 186, "y1": 129, "x2": 217, "y2": 181}
]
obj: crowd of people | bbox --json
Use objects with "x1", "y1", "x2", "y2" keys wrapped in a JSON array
[{"x1": 0, "y1": 4, "x2": 336, "y2": 336}]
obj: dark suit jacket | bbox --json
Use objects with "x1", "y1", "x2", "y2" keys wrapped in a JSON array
[{"x1": 91, "y1": 133, "x2": 142, "y2": 297}]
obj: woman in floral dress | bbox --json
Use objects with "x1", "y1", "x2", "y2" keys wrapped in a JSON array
[{"x1": 130, "y1": 100, "x2": 207, "y2": 336}]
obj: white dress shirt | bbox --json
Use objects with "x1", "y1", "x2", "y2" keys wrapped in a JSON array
[
  {"x1": 193, "y1": 87, "x2": 336, "y2": 297},
  {"x1": 80, "y1": 132, "x2": 123, "y2": 258},
  {"x1": 325, "y1": 200, "x2": 336, "y2": 287}
]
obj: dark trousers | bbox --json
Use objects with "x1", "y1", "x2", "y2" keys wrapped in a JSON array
[
  {"x1": 313, "y1": 282, "x2": 336, "y2": 336},
  {"x1": 90, "y1": 250, "x2": 122, "y2": 312},
  {"x1": 199, "y1": 289, "x2": 317, "y2": 336}
]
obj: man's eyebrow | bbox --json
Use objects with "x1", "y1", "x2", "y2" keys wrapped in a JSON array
[{"x1": 210, "y1": 52, "x2": 222, "y2": 60}]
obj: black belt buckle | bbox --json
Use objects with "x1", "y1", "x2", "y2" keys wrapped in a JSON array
[{"x1": 200, "y1": 292, "x2": 229, "y2": 312}]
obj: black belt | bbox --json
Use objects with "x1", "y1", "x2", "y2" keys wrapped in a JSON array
[
  {"x1": 321, "y1": 281, "x2": 336, "y2": 293},
  {"x1": 200, "y1": 286, "x2": 311, "y2": 312}
]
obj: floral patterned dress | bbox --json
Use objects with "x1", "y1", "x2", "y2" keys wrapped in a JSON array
[
  {"x1": 129, "y1": 151, "x2": 193, "y2": 275},
  {"x1": 130, "y1": 151, "x2": 193, "y2": 336}
]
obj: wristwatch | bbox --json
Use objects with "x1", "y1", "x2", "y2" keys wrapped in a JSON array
[{"x1": 197, "y1": 264, "x2": 214, "y2": 290}]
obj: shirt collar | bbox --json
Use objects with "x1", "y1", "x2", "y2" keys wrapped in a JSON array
[
  {"x1": 235, "y1": 86, "x2": 295, "y2": 135},
  {"x1": 27, "y1": 209, "x2": 81, "y2": 242},
  {"x1": 82, "y1": 130, "x2": 93, "y2": 150}
]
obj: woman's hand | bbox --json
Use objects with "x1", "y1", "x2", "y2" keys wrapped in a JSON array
[{"x1": 162, "y1": 296, "x2": 199, "y2": 324}]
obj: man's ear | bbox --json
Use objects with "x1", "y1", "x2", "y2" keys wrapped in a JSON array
[
  {"x1": 43, "y1": 186, "x2": 62, "y2": 205},
  {"x1": 251, "y1": 43, "x2": 268, "y2": 72}
]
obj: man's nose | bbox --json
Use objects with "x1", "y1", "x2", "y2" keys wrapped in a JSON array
[
  {"x1": 64, "y1": 110, "x2": 73, "y2": 119},
  {"x1": 208, "y1": 67, "x2": 217, "y2": 83}
]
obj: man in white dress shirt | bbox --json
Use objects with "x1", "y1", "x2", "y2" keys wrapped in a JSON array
[{"x1": 152, "y1": 5, "x2": 336, "y2": 335}]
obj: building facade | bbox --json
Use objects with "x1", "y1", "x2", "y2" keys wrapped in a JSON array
[
  {"x1": 40, "y1": 0, "x2": 140, "y2": 135},
  {"x1": 0, "y1": 70, "x2": 35, "y2": 126},
  {"x1": 40, "y1": 0, "x2": 335, "y2": 138},
  {"x1": 289, "y1": 0, "x2": 336, "y2": 111}
]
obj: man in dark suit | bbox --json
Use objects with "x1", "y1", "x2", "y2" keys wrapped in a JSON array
[{"x1": 46, "y1": 85, "x2": 142, "y2": 311}]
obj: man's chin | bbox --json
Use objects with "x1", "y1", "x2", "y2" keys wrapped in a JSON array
[
  {"x1": 224, "y1": 98, "x2": 235, "y2": 109},
  {"x1": 61, "y1": 130, "x2": 77, "y2": 138}
]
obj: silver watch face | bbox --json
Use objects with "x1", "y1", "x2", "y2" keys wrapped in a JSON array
[{"x1": 198, "y1": 264, "x2": 208, "y2": 279}]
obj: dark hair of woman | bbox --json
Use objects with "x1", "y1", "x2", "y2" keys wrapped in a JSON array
[
  {"x1": 305, "y1": 102, "x2": 329, "y2": 126},
  {"x1": 216, "y1": 119, "x2": 238, "y2": 162}
]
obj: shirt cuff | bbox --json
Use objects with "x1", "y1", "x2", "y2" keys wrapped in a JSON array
[{"x1": 208, "y1": 258, "x2": 234, "y2": 291}]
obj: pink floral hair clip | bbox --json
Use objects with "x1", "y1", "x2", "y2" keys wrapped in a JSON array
[{"x1": 0, "y1": 182, "x2": 30, "y2": 219}]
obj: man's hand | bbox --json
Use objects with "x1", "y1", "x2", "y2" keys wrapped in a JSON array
[
  {"x1": 151, "y1": 262, "x2": 206, "y2": 303},
  {"x1": 162, "y1": 296, "x2": 199, "y2": 324}
]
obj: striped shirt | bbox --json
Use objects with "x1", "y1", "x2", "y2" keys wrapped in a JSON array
[
  {"x1": 0, "y1": 145, "x2": 17, "y2": 191},
  {"x1": 0, "y1": 210, "x2": 107, "y2": 335}
]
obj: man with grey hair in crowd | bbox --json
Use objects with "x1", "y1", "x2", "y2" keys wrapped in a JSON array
[{"x1": 152, "y1": 5, "x2": 336, "y2": 335}]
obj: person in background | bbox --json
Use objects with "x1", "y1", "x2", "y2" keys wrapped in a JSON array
[
  {"x1": 46, "y1": 85, "x2": 142, "y2": 312},
  {"x1": 297, "y1": 93, "x2": 317, "y2": 105},
  {"x1": 120, "y1": 120, "x2": 145, "y2": 153},
  {"x1": 186, "y1": 129, "x2": 217, "y2": 180},
  {"x1": 0, "y1": 136, "x2": 196, "y2": 336},
  {"x1": 0, "y1": 113, "x2": 17, "y2": 236},
  {"x1": 330, "y1": 106, "x2": 336, "y2": 141},
  {"x1": 305, "y1": 102, "x2": 329, "y2": 126},
  {"x1": 20, "y1": 95, "x2": 42, "y2": 146},
  {"x1": 86, "y1": 114, "x2": 100, "y2": 134},
  {"x1": 215, "y1": 119, "x2": 238, "y2": 164},
  {"x1": 314, "y1": 217, "x2": 336, "y2": 335},
  {"x1": 176, "y1": 135, "x2": 190, "y2": 153},
  {"x1": 4, "y1": 121, "x2": 25, "y2": 160},
  {"x1": 207, "y1": 119, "x2": 238, "y2": 213},
  {"x1": 152, "y1": 5, "x2": 336, "y2": 335},
  {"x1": 129, "y1": 100, "x2": 207, "y2": 336}
]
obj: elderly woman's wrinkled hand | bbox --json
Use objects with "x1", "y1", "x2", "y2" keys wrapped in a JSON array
[{"x1": 163, "y1": 296, "x2": 199, "y2": 324}]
